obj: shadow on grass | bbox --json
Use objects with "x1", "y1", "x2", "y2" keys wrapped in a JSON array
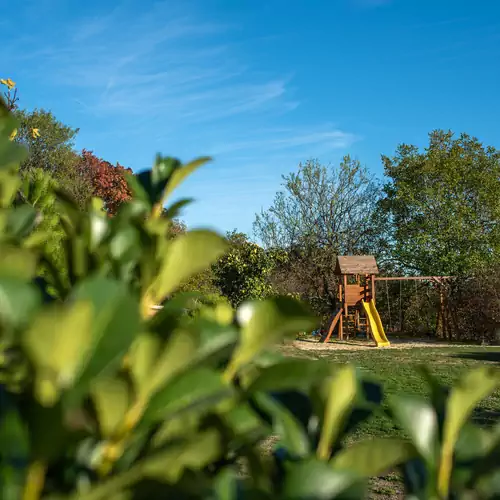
[
  {"x1": 472, "y1": 407, "x2": 500, "y2": 427},
  {"x1": 451, "y1": 351, "x2": 500, "y2": 363}
]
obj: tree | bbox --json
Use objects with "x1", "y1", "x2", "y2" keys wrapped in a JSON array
[
  {"x1": 15, "y1": 109, "x2": 92, "y2": 208},
  {"x1": 379, "y1": 130, "x2": 500, "y2": 276},
  {"x1": 212, "y1": 230, "x2": 276, "y2": 307},
  {"x1": 253, "y1": 157, "x2": 384, "y2": 316},
  {"x1": 78, "y1": 149, "x2": 132, "y2": 215},
  {"x1": 2, "y1": 78, "x2": 93, "y2": 208}
]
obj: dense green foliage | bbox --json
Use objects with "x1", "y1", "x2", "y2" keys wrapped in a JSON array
[
  {"x1": 379, "y1": 130, "x2": 500, "y2": 276},
  {"x1": 213, "y1": 231, "x2": 276, "y2": 307},
  {"x1": 14, "y1": 108, "x2": 92, "y2": 208}
]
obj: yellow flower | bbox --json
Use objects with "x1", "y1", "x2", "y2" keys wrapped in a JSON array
[
  {"x1": 31, "y1": 128, "x2": 41, "y2": 138},
  {"x1": 9, "y1": 129, "x2": 17, "y2": 141},
  {"x1": 0, "y1": 78, "x2": 16, "y2": 90}
]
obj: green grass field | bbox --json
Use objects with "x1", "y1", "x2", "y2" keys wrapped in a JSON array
[{"x1": 277, "y1": 343, "x2": 500, "y2": 498}]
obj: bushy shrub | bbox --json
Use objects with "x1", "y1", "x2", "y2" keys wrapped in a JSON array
[{"x1": 213, "y1": 231, "x2": 276, "y2": 307}]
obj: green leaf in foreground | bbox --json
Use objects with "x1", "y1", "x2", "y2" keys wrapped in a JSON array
[
  {"x1": 225, "y1": 297, "x2": 317, "y2": 380},
  {"x1": 68, "y1": 277, "x2": 141, "y2": 402},
  {"x1": 248, "y1": 358, "x2": 331, "y2": 393},
  {"x1": 141, "y1": 367, "x2": 232, "y2": 424},
  {"x1": 389, "y1": 395, "x2": 439, "y2": 465},
  {"x1": 149, "y1": 229, "x2": 227, "y2": 302},
  {"x1": 282, "y1": 459, "x2": 366, "y2": 500},
  {"x1": 438, "y1": 366, "x2": 500, "y2": 498},
  {"x1": 317, "y1": 364, "x2": 358, "y2": 460},
  {"x1": 332, "y1": 438, "x2": 416, "y2": 477},
  {"x1": 253, "y1": 392, "x2": 310, "y2": 457},
  {"x1": 0, "y1": 276, "x2": 41, "y2": 330}
]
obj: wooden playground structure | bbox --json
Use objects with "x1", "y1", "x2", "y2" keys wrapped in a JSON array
[{"x1": 321, "y1": 255, "x2": 452, "y2": 347}]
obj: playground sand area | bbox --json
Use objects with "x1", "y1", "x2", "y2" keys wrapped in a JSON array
[{"x1": 291, "y1": 337, "x2": 485, "y2": 351}]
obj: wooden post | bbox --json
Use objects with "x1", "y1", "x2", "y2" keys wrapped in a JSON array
[
  {"x1": 366, "y1": 311, "x2": 371, "y2": 339},
  {"x1": 437, "y1": 288, "x2": 444, "y2": 339},
  {"x1": 371, "y1": 274, "x2": 376, "y2": 304},
  {"x1": 339, "y1": 314, "x2": 343, "y2": 341},
  {"x1": 343, "y1": 274, "x2": 348, "y2": 317}
]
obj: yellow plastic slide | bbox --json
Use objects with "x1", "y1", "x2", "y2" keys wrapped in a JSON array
[{"x1": 362, "y1": 300, "x2": 390, "y2": 347}]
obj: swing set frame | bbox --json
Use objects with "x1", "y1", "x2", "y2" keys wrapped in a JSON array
[
  {"x1": 322, "y1": 255, "x2": 453, "y2": 343},
  {"x1": 377, "y1": 275, "x2": 452, "y2": 335}
]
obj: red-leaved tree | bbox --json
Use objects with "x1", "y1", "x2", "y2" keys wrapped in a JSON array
[{"x1": 79, "y1": 149, "x2": 132, "y2": 215}]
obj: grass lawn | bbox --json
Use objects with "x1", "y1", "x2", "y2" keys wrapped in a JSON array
[{"x1": 276, "y1": 342, "x2": 500, "y2": 498}]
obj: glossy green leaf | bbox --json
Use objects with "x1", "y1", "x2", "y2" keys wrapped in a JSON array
[
  {"x1": 0, "y1": 276, "x2": 41, "y2": 329},
  {"x1": 142, "y1": 429, "x2": 221, "y2": 480},
  {"x1": 0, "y1": 170, "x2": 21, "y2": 207},
  {"x1": 438, "y1": 366, "x2": 500, "y2": 497},
  {"x1": 223, "y1": 402, "x2": 265, "y2": 438},
  {"x1": 226, "y1": 297, "x2": 317, "y2": 380},
  {"x1": 199, "y1": 301, "x2": 234, "y2": 326},
  {"x1": 151, "y1": 412, "x2": 201, "y2": 448},
  {"x1": 213, "y1": 469, "x2": 238, "y2": 500},
  {"x1": 75, "y1": 430, "x2": 221, "y2": 500},
  {"x1": 88, "y1": 210, "x2": 109, "y2": 251},
  {"x1": 443, "y1": 367, "x2": 500, "y2": 446},
  {"x1": 151, "y1": 156, "x2": 180, "y2": 186},
  {"x1": 282, "y1": 459, "x2": 365, "y2": 499},
  {"x1": 127, "y1": 332, "x2": 161, "y2": 393},
  {"x1": 162, "y1": 198, "x2": 194, "y2": 219},
  {"x1": 109, "y1": 227, "x2": 141, "y2": 263},
  {"x1": 160, "y1": 157, "x2": 211, "y2": 204},
  {"x1": 141, "y1": 367, "x2": 232, "y2": 423},
  {"x1": 139, "y1": 328, "x2": 198, "y2": 399},
  {"x1": 317, "y1": 365, "x2": 358, "y2": 460},
  {"x1": 191, "y1": 320, "x2": 239, "y2": 367},
  {"x1": 455, "y1": 422, "x2": 491, "y2": 462},
  {"x1": 21, "y1": 230, "x2": 52, "y2": 250},
  {"x1": 0, "y1": 406, "x2": 29, "y2": 500},
  {"x1": 0, "y1": 245, "x2": 37, "y2": 279},
  {"x1": 6, "y1": 205, "x2": 37, "y2": 239},
  {"x1": 251, "y1": 350, "x2": 286, "y2": 368},
  {"x1": 248, "y1": 359, "x2": 331, "y2": 393},
  {"x1": 91, "y1": 376, "x2": 131, "y2": 438},
  {"x1": 67, "y1": 277, "x2": 141, "y2": 402},
  {"x1": 253, "y1": 392, "x2": 310, "y2": 457},
  {"x1": 389, "y1": 395, "x2": 439, "y2": 465},
  {"x1": 125, "y1": 172, "x2": 151, "y2": 206},
  {"x1": 332, "y1": 438, "x2": 416, "y2": 477},
  {"x1": 149, "y1": 230, "x2": 227, "y2": 302},
  {"x1": 23, "y1": 301, "x2": 93, "y2": 406}
]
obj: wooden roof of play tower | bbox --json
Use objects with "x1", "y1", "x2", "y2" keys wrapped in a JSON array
[{"x1": 334, "y1": 256, "x2": 379, "y2": 276}]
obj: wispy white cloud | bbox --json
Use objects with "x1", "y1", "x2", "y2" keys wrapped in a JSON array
[
  {"x1": 11, "y1": 3, "x2": 297, "y2": 124},
  {"x1": 4, "y1": 0, "x2": 360, "y2": 233},
  {"x1": 4, "y1": 1, "x2": 357, "y2": 153},
  {"x1": 207, "y1": 128, "x2": 358, "y2": 156}
]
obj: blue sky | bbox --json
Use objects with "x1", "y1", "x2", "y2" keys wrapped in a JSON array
[{"x1": 3, "y1": 0, "x2": 500, "y2": 236}]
